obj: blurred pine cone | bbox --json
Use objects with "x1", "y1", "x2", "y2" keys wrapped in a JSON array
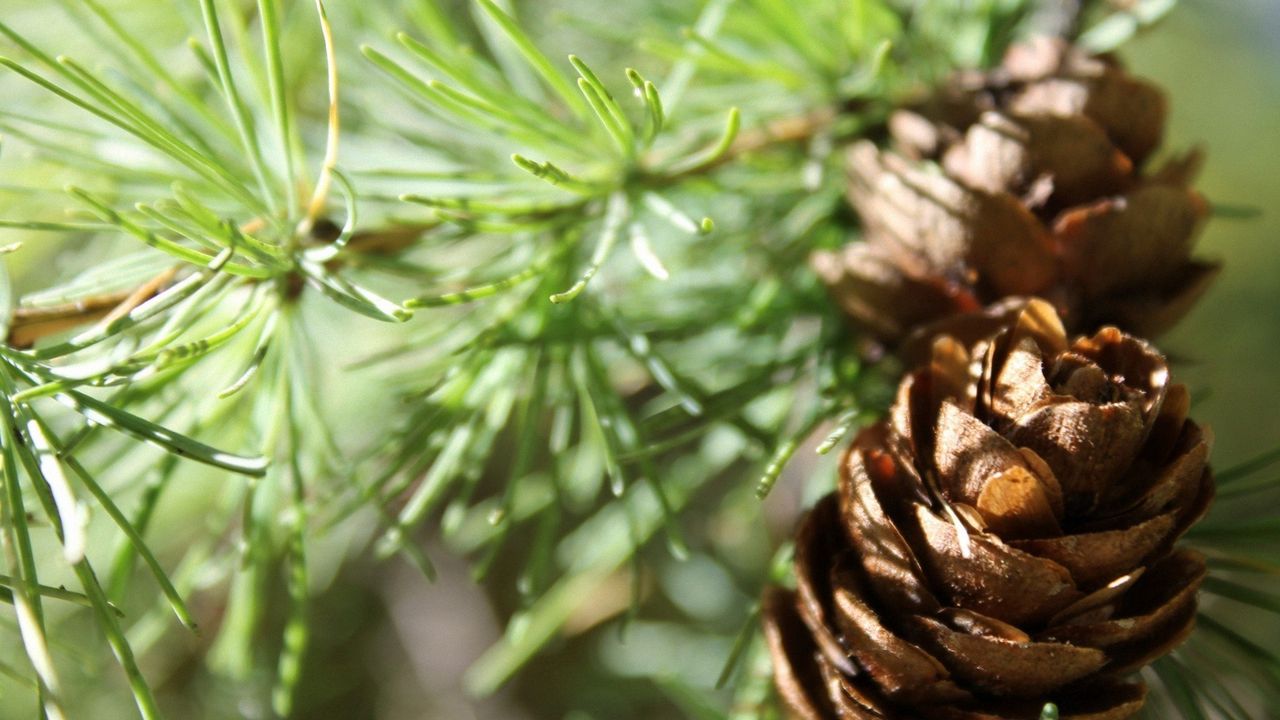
[
  {"x1": 813, "y1": 38, "x2": 1218, "y2": 353},
  {"x1": 763, "y1": 300, "x2": 1214, "y2": 719}
]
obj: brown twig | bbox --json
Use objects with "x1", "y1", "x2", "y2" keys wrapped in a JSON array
[
  {"x1": 7, "y1": 266, "x2": 178, "y2": 349},
  {"x1": 5, "y1": 104, "x2": 847, "y2": 349},
  {"x1": 6, "y1": 223, "x2": 435, "y2": 348},
  {"x1": 101, "y1": 266, "x2": 179, "y2": 325},
  {"x1": 726, "y1": 109, "x2": 840, "y2": 159},
  {"x1": 661, "y1": 108, "x2": 839, "y2": 183},
  {"x1": 8, "y1": 294, "x2": 134, "y2": 349}
]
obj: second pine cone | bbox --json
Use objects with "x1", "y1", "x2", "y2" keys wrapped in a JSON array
[{"x1": 813, "y1": 37, "x2": 1218, "y2": 354}]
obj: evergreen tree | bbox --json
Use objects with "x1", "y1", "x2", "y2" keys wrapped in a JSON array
[{"x1": 0, "y1": 1, "x2": 1274, "y2": 717}]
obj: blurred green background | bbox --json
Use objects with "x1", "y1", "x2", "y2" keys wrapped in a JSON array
[
  {"x1": 1126, "y1": 0, "x2": 1280, "y2": 466},
  {"x1": 0, "y1": 1, "x2": 1275, "y2": 718}
]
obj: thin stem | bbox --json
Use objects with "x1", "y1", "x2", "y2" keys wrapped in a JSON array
[
  {"x1": 197, "y1": 0, "x2": 278, "y2": 215},
  {"x1": 303, "y1": 0, "x2": 341, "y2": 231}
]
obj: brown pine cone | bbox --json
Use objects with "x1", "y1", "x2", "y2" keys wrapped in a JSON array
[
  {"x1": 763, "y1": 300, "x2": 1214, "y2": 720},
  {"x1": 813, "y1": 37, "x2": 1218, "y2": 352}
]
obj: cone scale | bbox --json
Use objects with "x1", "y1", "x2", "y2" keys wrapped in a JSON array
[
  {"x1": 813, "y1": 38, "x2": 1218, "y2": 360},
  {"x1": 764, "y1": 300, "x2": 1214, "y2": 719}
]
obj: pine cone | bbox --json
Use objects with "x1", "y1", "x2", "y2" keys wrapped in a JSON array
[
  {"x1": 763, "y1": 300, "x2": 1214, "y2": 719},
  {"x1": 813, "y1": 37, "x2": 1218, "y2": 352}
]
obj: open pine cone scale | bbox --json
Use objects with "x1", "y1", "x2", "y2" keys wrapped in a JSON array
[
  {"x1": 813, "y1": 38, "x2": 1220, "y2": 355},
  {"x1": 764, "y1": 301, "x2": 1214, "y2": 719}
]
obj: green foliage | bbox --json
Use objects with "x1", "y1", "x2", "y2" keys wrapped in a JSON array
[{"x1": 0, "y1": 0, "x2": 1270, "y2": 718}]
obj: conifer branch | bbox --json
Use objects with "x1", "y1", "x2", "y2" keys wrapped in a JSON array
[{"x1": 0, "y1": 1, "x2": 1271, "y2": 719}]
